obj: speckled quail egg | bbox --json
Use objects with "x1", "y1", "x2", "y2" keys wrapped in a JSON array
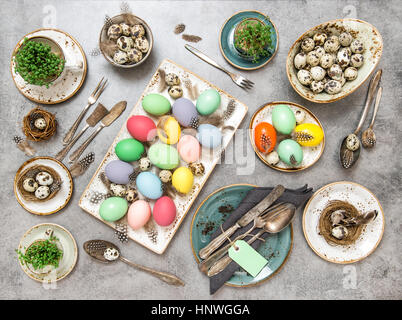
[
  {"x1": 320, "y1": 53, "x2": 335, "y2": 69},
  {"x1": 350, "y1": 39, "x2": 364, "y2": 54},
  {"x1": 331, "y1": 225, "x2": 348, "y2": 240},
  {"x1": 340, "y1": 75, "x2": 346, "y2": 86},
  {"x1": 339, "y1": 32, "x2": 353, "y2": 47},
  {"x1": 107, "y1": 24, "x2": 123, "y2": 40},
  {"x1": 189, "y1": 162, "x2": 205, "y2": 176},
  {"x1": 36, "y1": 172, "x2": 53, "y2": 186},
  {"x1": 139, "y1": 157, "x2": 152, "y2": 171},
  {"x1": 120, "y1": 23, "x2": 131, "y2": 36},
  {"x1": 131, "y1": 24, "x2": 145, "y2": 38},
  {"x1": 324, "y1": 79, "x2": 342, "y2": 94},
  {"x1": 301, "y1": 38, "x2": 315, "y2": 52},
  {"x1": 113, "y1": 50, "x2": 129, "y2": 64},
  {"x1": 126, "y1": 188, "x2": 138, "y2": 202},
  {"x1": 294, "y1": 110, "x2": 306, "y2": 124},
  {"x1": 344, "y1": 67, "x2": 358, "y2": 81},
  {"x1": 306, "y1": 51, "x2": 320, "y2": 67},
  {"x1": 159, "y1": 170, "x2": 172, "y2": 183},
  {"x1": 23, "y1": 178, "x2": 38, "y2": 192},
  {"x1": 324, "y1": 35, "x2": 340, "y2": 53},
  {"x1": 117, "y1": 36, "x2": 134, "y2": 52},
  {"x1": 294, "y1": 52, "x2": 307, "y2": 70},
  {"x1": 310, "y1": 80, "x2": 325, "y2": 93},
  {"x1": 134, "y1": 36, "x2": 149, "y2": 53},
  {"x1": 297, "y1": 70, "x2": 313, "y2": 85},
  {"x1": 313, "y1": 33, "x2": 327, "y2": 46},
  {"x1": 165, "y1": 73, "x2": 180, "y2": 86},
  {"x1": 126, "y1": 48, "x2": 142, "y2": 63},
  {"x1": 266, "y1": 151, "x2": 280, "y2": 166},
  {"x1": 350, "y1": 54, "x2": 364, "y2": 68},
  {"x1": 35, "y1": 186, "x2": 50, "y2": 199},
  {"x1": 314, "y1": 46, "x2": 325, "y2": 58},
  {"x1": 110, "y1": 183, "x2": 127, "y2": 197},
  {"x1": 337, "y1": 48, "x2": 351, "y2": 68},
  {"x1": 346, "y1": 133, "x2": 360, "y2": 151},
  {"x1": 328, "y1": 64, "x2": 343, "y2": 81},
  {"x1": 310, "y1": 66, "x2": 326, "y2": 81},
  {"x1": 330, "y1": 210, "x2": 345, "y2": 226},
  {"x1": 168, "y1": 86, "x2": 183, "y2": 99},
  {"x1": 34, "y1": 118, "x2": 47, "y2": 130}
]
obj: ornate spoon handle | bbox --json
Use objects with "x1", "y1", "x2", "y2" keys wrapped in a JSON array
[
  {"x1": 69, "y1": 125, "x2": 103, "y2": 163},
  {"x1": 63, "y1": 103, "x2": 90, "y2": 144}
]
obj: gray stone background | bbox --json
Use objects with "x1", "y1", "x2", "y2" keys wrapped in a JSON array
[{"x1": 1, "y1": 0, "x2": 401, "y2": 300}]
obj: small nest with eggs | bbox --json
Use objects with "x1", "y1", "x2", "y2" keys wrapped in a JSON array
[
  {"x1": 318, "y1": 200, "x2": 364, "y2": 246},
  {"x1": 22, "y1": 107, "x2": 57, "y2": 142}
]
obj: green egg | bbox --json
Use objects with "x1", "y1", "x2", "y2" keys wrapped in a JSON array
[
  {"x1": 277, "y1": 139, "x2": 303, "y2": 166},
  {"x1": 115, "y1": 138, "x2": 144, "y2": 162},
  {"x1": 196, "y1": 89, "x2": 221, "y2": 115},
  {"x1": 142, "y1": 93, "x2": 171, "y2": 116},
  {"x1": 271, "y1": 104, "x2": 296, "y2": 135},
  {"x1": 148, "y1": 143, "x2": 180, "y2": 170},
  {"x1": 99, "y1": 197, "x2": 128, "y2": 222}
]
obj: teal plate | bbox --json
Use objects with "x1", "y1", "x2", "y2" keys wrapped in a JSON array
[
  {"x1": 219, "y1": 11, "x2": 279, "y2": 70},
  {"x1": 190, "y1": 184, "x2": 292, "y2": 287}
]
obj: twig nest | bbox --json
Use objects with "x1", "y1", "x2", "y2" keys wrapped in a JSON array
[{"x1": 23, "y1": 107, "x2": 57, "y2": 142}]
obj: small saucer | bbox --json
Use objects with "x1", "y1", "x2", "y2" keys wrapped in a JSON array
[{"x1": 219, "y1": 10, "x2": 278, "y2": 70}]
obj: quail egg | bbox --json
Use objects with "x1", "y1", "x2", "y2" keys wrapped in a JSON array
[
  {"x1": 126, "y1": 48, "x2": 142, "y2": 63},
  {"x1": 117, "y1": 36, "x2": 134, "y2": 52},
  {"x1": 313, "y1": 33, "x2": 327, "y2": 46},
  {"x1": 331, "y1": 225, "x2": 348, "y2": 240},
  {"x1": 131, "y1": 24, "x2": 145, "y2": 38},
  {"x1": 294, "y1": 52, "x2": 307, "y2": 70},
  {"x1": 159, "y1": 170, "x2": 172, "y2": 183},
  {"x1": 306, "y1": 51, "x2": 320, "y2": 67},
  {"x1": 350, "y1": 39, "x2": 364, "y2": 54},
  {"x1": 324, "y1": 79, "x2": 342, "y2": 94},
  {"x1": 266, "y1": 151, "x2": 280, "y2": 166},
  {"x1": 350, "y1": 54, "x2": 364, "y2": 68},
  {"x1": 297, "y1": 70, "x2": 313, "y2": 85},
  {"x1": 337, "y1": 48, "x2": 351, "y2": 68},
  {"x1": 339, "y1": 32, "x2": 353, "y2": 47},
  {"x1": 320, "y1": 53, "x2": 334, "y2": 69},
  {"x1": 340, "y1": 75, "x2": 346, "y2": 86},
  {"x1": 346, "y1": 133, "x2": 360, "y2": 151},
  {"x1": 165, "y1": 73, "x2": 180, "y2": 86},
  {"x1": 344, "y1": 67, "x2": 358, "y2": 81},
  {"x1": 294, "y1": 110, "x2": 306, "y2": 124},
  {"x1": 168, "y1": 86, "x2": 183, "y2": 99},
  {"x1": 23, "y1": 178, "x2": 38, "y2": 193},
  {"x1": 314, "y1": 46, "x2": 325, "y2": 58},
  {"x1": 330, "y1": 210, "x2": 345, "y2": 226},
  {"x1": 189, "y1": 162, "x2": 205, "y2": 176},
  {"x1": 35, "y1": 186, "x2": 50, "y2": 199},
  {"x1": 34, "y1": 118, "x2": 47, "y2": 130},
  {"x1": 324, "y1": 35, "x2": 340, "y2": 53},
  {"x1": 113, "y1": 50, "x2": 128, "y2": 64},
  {"x1": 110, "y1": 183, "x2": 127, "y2": 197},
  {"x1": 139, "y1": 157, "x2": 151, "y2": 171},
  {"x1": 107, "y1": 24, "x2": 123, "y2": 40},
  {"x1": 301, "y1": 37, "x2": 315, "y2": 52},
  {"x1": 310, "y1": 80, "x2": 324, "y2": 93},
  {"x1": 310, "y1": 66, "x2": 326, "y2": 81},
  {"x1": 126, "y1": 188, "x2": 139, "y2": 202},
  {"x1": 134, "y1": 36, "x2": 149, "y2": 53},
  {"x1": 36, "y1": 172, "x2": 53, "y2": 186},
  {"x1": 120, "y1": 23, "x2": 131, "y2": 36},
  {"x1": 328, "y1": 64, "x2": 343, "y2": 81}
]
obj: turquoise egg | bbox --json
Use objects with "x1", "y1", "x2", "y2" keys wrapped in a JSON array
[
  {"x1": 148, "y1": 143, "x2": 180, "y2": 170},
  {"x1": 196, "y1": 124, "x2": 222, "y2": 149},
  {"x1": 196, "y1": 89, "x2": 221, "y2": 115},
  {"x1": 115, "y1": 138, "x2": 144, "y2": 162},
  {"x1": 271, "y1": 105, "x2": 296, "y2": 135},
  {"x1": 99, "y1": 197, "x2": 128, "y2": 222},
  {"x1": 136, "y1": 172, "x2": 163, "y2": 200},
  {"x1": 142, "y1": 93, "x2": 171, "y2": 116},
  {"x1": 277, "y1": 139, "x2": 303, "y2": 166}
]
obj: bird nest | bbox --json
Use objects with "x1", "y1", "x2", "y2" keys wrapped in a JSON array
[{"x1": 22, "y1": 107, "x2": 57, "y2": 141}]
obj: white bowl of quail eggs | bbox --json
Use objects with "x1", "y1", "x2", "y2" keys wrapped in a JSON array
[
  {"x1": 286, "y1": 19, "x2": 382, "y2": 103},
  {"x1": 99, "y1": 13, "x2": 153, "y2": 68}
]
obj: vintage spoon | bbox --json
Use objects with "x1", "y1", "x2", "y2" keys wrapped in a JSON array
[
  {"x1": 340, "y1": 69, "x2": 382, "y2": 169},
  {"x1": 362, "y1": 87, "x2": 382, "y2": 148},
  {"x1": 83, "y1": 240, "x2": 185, "y2": 286}
]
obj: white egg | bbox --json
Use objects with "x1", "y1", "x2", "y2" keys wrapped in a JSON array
[
  {"x1": 294, "y1": 52, "x2": 307, "y2": 70},
  {"x1": 310, "y1": 66, "x2": 326, "y2": 81},
  {"x1": 320, "y1": 53, "x2": 334, "y2": 69},
  {"x1": 113, "y1": 50, "x2": 128, "y2": 64},
  {"x1": 310, "y1": 80, "x2": 324, "y2": 93},
  {"x1": 324, "y1": 80, "x2": 342, "y2": 94},
  {"x1": 339, "y1": 32, "x2": 353, "y2": 46},
  {"x1": 266, "y1": 151, "x2": 280, "y2": 166},
  {"x1": 350, "y1": 54, "x2": 364, "y2": 68},
  {"x1": 36, "y1": 171, "x2": 53, "y2": 186},
  {"x1": 324, "y1": 35, "x2": 340, "y2": 53},
  {"x1": 297, "y1": 69, "x2": 313, "y2": 85},
  {"x1": 301, "y1": 37, "x2": 315, "y2": 52},
  {"x1": 337, "y1": 48, "x2": 351, "y2": 68},
  {"x1": 23, "y1": 178, "x2": 38, "y2": 192},
  {"x1": 350, "y1": 39, "x2": 364, "y2": 54},
  {"x1": 314, "y1": 46, "x2": 325, "y2": 58},
  {"x1": 328, "y1": 64, "x2": 343, "y2": 81},
  {"x1": 306, "y1": 51, "x2": 320, "y2": 67},
  {"x1": 35, "y1": 186, "x2": 50, "y2": 199},
  {"x1": 294, "y1": 109, "x2": 306, "y2": 124},
  {"x1": 344, "y1": 67, "x2": 358, "y2": 81}
]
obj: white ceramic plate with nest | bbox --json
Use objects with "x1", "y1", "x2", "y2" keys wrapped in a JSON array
[
  {"x1": 286, "y1": 19, "x2": 383, "y2": 103},
  {"x1": 11, "y1": 28, "x2": 87, "y2": 104},
  {"x1": 303, "y1": 181, "x2": 384, "y2": 264},
  {"x1": 14, "y1": 157, "x2": 73, "y2": 215},
  {"x1": 17, "y1": 223, "x2": 78, "y2": 283}
]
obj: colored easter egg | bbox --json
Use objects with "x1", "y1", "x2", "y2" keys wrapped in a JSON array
[
  {"x1": 172, "y1": 98, "x2": 199, "y2": 127},
  {"x1": 127, "y1": 200, "x2": 151, "y2": 230},
  {"x1": 196, "y1": 124, "x2": 222, "y2": 149},
  {"x1": 293, "y1": 123, "x2": 324, "y2": 147},
  {"x1": 126, "y1": 115, "x2": 156, "y2": 142},
  {"x1": 148, "y1": 143, "x2": 180, "y2": 170},
  {"x1": 136, "y1": 172, "x2": 163, "y2": 199},
  {"x1": 254, "y1": 122, "x2": 277, "y2": 154},
  {"x1": 152, "y1": 196, "x2": 176, "y2": 227},
  {"x1": 115, "y1": 138, "x2": 144, "y2": 162},
  {"x1": 105, "y1": 160, "x2": 134, "y2": 184},
  {"x1": 196, "y1": 89, "x2": 221, "y2": 115},
  {"x1": 172, "y1": 167, "x2": 194, "y2": 194},
  {"x1": 271, "y1": 105, "x2": 296, "y2": 135},
  {"x1": 142, "y1": 93, "x2": 171, "y2": 116},
  {"x1": 277, "y1": 139, "x2": 303, "y2": 166},
  {"x1": 157, "y1": 116, "x2": 181, "y2": 145},
  {"x1": 177, "y1": 135, "x2": 201, "y2": 163},
  {"x1": 99, "y1": 197, "x2": 128, "y2": 222}
]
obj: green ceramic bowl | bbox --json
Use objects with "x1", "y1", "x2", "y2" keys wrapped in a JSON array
[{"x1": 190, "y1": 184, "x2": 292, "y2": 287}]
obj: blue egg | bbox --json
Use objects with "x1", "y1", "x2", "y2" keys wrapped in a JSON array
[
  {"x1": 136, "y1": 172, "x2": 163, "y2": 200},
  {"x1": 196, "y1": 124, "x2": 222, "y2": 149}
]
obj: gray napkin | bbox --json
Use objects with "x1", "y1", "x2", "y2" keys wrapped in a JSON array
[{"x1": 208, "y1": 185, "x2": 313, "y2": 295}]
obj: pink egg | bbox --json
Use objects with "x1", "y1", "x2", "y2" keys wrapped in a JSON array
[
  {"x1": 152, "y1": 196, "x2": 176, "y2": 227},
  {"x1": 127, "y1": 200, "x2": 151, "y2": 230},
  {"x1": 177, "y1": 135, "x2": 201, "y2": 163},
  {"x1": 127, "y1": 115, "x2": 157, "y2": 142}
]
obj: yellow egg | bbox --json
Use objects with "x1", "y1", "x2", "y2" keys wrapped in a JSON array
[
  {"x1": 172, "y1": 167, "x2": 194, "y2": 194},
  {"x1": 157, "y1": 116, "x2": 181, "y2": 145},
  {"x1": 293, "y1": 123, "x2": 324, "y2": 147}
]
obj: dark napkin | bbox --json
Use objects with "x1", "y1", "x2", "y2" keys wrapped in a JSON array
[{"x1": 208, "y1": 185, "x2": 313, "y2": 295}]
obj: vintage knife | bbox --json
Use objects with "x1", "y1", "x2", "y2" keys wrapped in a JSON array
[{"x1": 198, "y1": 185, "x2": 285, "y2": 259}]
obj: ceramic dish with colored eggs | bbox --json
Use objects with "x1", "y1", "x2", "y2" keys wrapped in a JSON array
[
  {"x1": 249, "y1": 101, "x2": 325, "y2": 172},
  {"x1": 79, "y1": 59, "x2": 248, "y2": 254}
]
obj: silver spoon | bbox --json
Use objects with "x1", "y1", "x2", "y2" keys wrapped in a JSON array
[
  {"x1": 340, "y1": 69, "x2": 382, "y2": 169},
  {"x1": 362, "y1": 87, "x2": 382, "y2": 148}
]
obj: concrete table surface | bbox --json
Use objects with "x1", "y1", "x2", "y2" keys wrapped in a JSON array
[{"x1": 0, "y1": 0, "x2": 401, "y2": 300}]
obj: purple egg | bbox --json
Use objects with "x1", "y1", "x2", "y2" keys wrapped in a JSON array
[
  {"x1": 105, "y1": 160, "x2": 134, "y2": 184},
  {"x1": 172, "y1": 98, "x2": 198, "y2": 127}
]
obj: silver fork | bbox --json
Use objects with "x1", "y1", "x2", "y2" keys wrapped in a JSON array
[
  {"x1": 184, "y1": 44, "x2": 254, "y2": 90},
  {"x1": 62, "y1": 77, "x2": 107, "y2": 145}
]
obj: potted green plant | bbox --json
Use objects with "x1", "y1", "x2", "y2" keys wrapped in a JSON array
[{"x1": 234, "y1": 16, "x2": 273, "y2": 63}]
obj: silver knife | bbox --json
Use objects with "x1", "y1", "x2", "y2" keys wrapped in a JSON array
[{"x1": 198, "y1": 185, "x2": 285, "y2": 259}]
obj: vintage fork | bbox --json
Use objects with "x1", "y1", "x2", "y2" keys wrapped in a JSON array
[
  {"x1": 62, "y1": 77, "x2": 108, "y2": 145},
  {"x1": 184, "y1": 44, "x2": 254, "y2": 90}
]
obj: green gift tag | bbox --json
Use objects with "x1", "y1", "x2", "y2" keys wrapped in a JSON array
[{"x1": 228, "y1": 240, "x2": 268, "y2": 277}]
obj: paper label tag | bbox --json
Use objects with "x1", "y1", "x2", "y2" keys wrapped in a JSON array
[{"x1": 228, "y1": 240, "x2": 268, "y2": 277}]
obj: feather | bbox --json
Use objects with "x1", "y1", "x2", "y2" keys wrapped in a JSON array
[{"x1": 157, "y1": 68, "x2": 167, "y2": 93}]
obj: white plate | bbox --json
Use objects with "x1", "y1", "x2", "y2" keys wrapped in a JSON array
[
  {"x1": 303, "y1": 181, "x2": 385, "y2": 263},
  {"x1": 14, "y1": 157, "x2": 73, "y2": 215}
]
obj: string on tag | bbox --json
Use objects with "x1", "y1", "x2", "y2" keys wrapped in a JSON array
[
  {"x1": 243, "y1": 232, "x2": 266, "y2": 243},
  {"x1": 220, "y1": 224, "x2": 239, "y2": 250}
]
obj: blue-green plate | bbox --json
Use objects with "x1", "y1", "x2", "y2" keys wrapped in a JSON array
[
  {"x1": 219, "y1": 11, "x2": 279, "y2": 70},
  {"x1": 190, "y1": 184, "x2": 292, "y2": 287}
]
